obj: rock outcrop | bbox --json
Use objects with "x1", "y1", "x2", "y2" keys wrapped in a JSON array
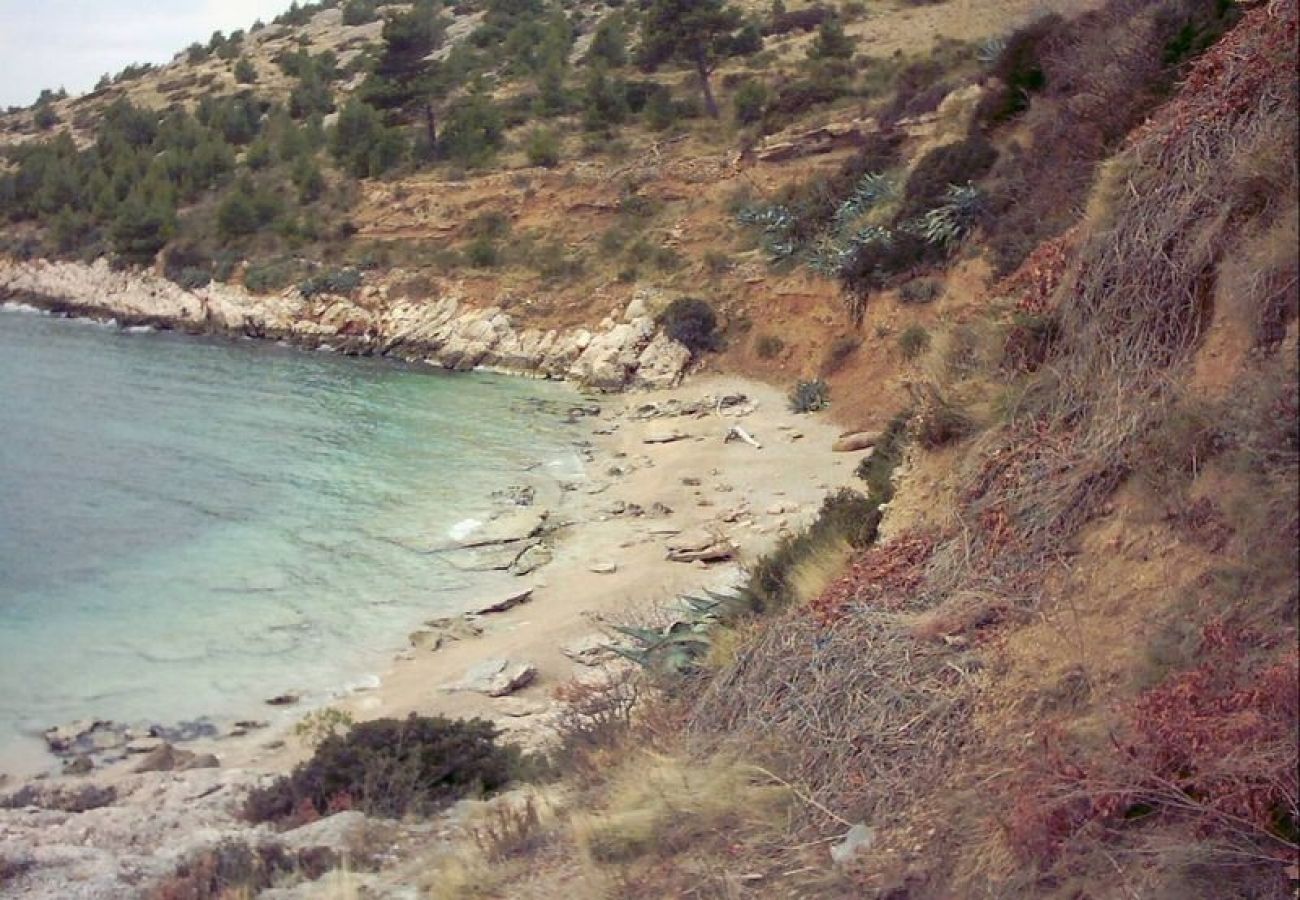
[{"x1": 0, "y1": 258, "x2": 692, "y2": 392}]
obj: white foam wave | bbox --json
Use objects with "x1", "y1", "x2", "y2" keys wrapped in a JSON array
[{"x1": 447, "y1": 517, "x2": 482, "y2": 541}]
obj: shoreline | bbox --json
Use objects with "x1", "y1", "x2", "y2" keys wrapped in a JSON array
[
  {"x1": 0, "y1": 324, "x2": 868, "y2": 897},
  {"x1": 0, "y1": 373, "x2": 862, "y2": 786}
]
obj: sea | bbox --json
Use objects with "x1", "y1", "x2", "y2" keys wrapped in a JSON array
[{"x1": 0, "y1": 304, "x2": 584, "y2": 774}]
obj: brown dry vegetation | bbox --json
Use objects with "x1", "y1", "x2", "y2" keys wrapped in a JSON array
[{"x1": 417, "y1": 1, "x2": 1299, "y2": 897}]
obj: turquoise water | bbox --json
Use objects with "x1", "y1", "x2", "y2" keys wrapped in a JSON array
[{"x1": 0, "y1": 305, "x2": 582, "y2": 772}]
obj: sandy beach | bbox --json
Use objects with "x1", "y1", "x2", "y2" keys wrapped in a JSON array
[
  {"x1": 3, "y1": 372, "x2": 862, "y2": 785},
  {"x1": 216, "y1": 373, "x2": 861, "y2": 773}
]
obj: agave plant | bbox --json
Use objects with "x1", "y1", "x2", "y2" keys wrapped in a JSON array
[
  {"x1": 911, "y1": 184, "x2": 985, "y2": 246},
  {"x1": 978, "y1": 36, "x2": 1008, "y2": 64},
  {"x1": 832, "y1": 171, "x2": 898, "y2": 232},
  {"x1": 611, "y1": 589, "x2": 757, "y2": 676}
]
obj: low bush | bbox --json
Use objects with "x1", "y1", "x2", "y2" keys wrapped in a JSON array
[
  {"x1": 899, "y1": 134, "x2": 997, "y2": 222},
  {"x1": 243, "y1": 259, "x2": 303, "y2": 294},
  {"x1": 911, "y1": 392, "x2": 973, "y2": 448},
  {"x1": 466, "y1": 235, "x2": 500, "y2": 268},
  {"x1": 243, "y1": 715, "x2": 517, "y2": 824},
  {"x1": 733, "y1": 80, "x2": 768, "y2": 125},
  {"x1": 789, "y1": 378, "x2": 830, "y2": 413},
  {"x1": 656, "y1": 297, "x2": 719, "y2": 354},
  {"x1": 298, "y1": 268, "x2": 362, "y2": 298},
  {"x1": 899, "y1": 277, "x2": 943, "y2": 304},
  {"x1": 755, "y1": 334, "x2": 785, "y2": 359},
  {"x1": 524, "y1": 127, "x2": 560, "y2": 168},
  {"x1": 746, "y1": 488, "x2": 882, "y2": 611},
  {"x1": 856, "y1": 410, "x2": 911, "y2": 502},
  {"x1": 898, "y1": 324, "x2": 931, "y2": 360},
  {"x1": 972, "y1": 16, "x2": 1057, "y2": 127},
  {"x1": 820, "y1": 334, "x2": 861, "y2": 376}
]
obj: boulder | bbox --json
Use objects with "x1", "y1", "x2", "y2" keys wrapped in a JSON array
[
  {"x1": 42, "y1": 719, "x2": 116, "y2": 755},
  {"x1": 265, "y1": 693, "x2": 300, "y2": 707},
  {"x1": 832, "y1": 431, "x2": 882, "y2": 452},
  {"x1": 445, "y1": 659, "x2": 538, "y2": 697},
  {"x1": 132, "y1": 743, "x2": 220, "y2": 774},
  {"x1": 588, "y1": 562, "x2": 618, "y2": 575},
  {"x1": 644, "y1": 426, "x2": 690, "y2": 444},
  {"x1": 632, "y1": 332, "x2": 692, "y2": 390},
  {"x1": 830, "y1": 823, "x2": 876, "y2": 867}
]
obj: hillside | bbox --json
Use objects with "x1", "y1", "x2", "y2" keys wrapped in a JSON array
[{"x1": 1, "y1": 0, "x2": 1297, "y2": 897}]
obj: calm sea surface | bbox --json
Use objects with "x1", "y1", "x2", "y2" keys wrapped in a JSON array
[{"x1": 0, "y1": 305, "x2": 582, "y2": 772}]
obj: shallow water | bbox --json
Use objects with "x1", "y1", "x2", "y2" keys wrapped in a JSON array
[{"x1": 0, "y1": 306, "x2": 583, "y2": 772}]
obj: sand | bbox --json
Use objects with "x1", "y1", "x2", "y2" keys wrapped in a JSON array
[{"x1": 8, "y1": 374, "x2": 865, "y2": 783}]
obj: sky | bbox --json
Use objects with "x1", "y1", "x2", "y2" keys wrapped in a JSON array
[{"x1": 0, "y1": 0, "x2": 300, "y2": 109}]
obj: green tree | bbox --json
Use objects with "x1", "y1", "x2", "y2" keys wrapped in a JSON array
[
  {"x1": 331, "y1": 99, "x2": 408, "y2": 177},
  {"x1": 637, "y1": 0, "x2": 746, "y2": 118},
  {"x1": 234, "y1": 58, "x2": 258, "y2": 84},
  {"x1": 110, "y1": 185, "x2": 175, "y2": 265},
  {"x1": 582, "y1": 66, "x2": 628, "y2": 132},
  {"x1": 587, "y1": 16, "x2": 627, "y2": 68},
  {"x1": 809, "y1": 15, "x2": 853, "y2": 60},
  {"x1": 439, "y1": 90, "x2": 504, "y2": 167},
  {"x1": 362, "y1": 2, "x2": 448, "y2": 148}
]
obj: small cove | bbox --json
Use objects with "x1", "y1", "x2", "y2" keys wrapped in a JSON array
[{"x1": 0, "y1": 305, "x2": 584, "y2": 774}]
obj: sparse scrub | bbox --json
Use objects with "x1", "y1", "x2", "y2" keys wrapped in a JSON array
[
  {"x1": 755, "y1": 334, "x2": 785, "y2": 359},
  {"x1": 898, "y1": 324, "x2": 930, "y2": 360},
  {"x1": 899, "y1": 278, "x2": 943, "y2": 304},
  {"x1": 819, "y1": 334, "x2": 861, "y2": 376}
]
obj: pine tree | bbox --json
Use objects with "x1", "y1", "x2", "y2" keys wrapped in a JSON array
[
  {"x1": 362, "y1": 2, "x2": 448, "y2": 147},
  {"x1": 637, "y1": 0, "x2": 746, "y2": 118},
  {"x1": 809, "y1": 15, "x2": 854, "y2": 60}
]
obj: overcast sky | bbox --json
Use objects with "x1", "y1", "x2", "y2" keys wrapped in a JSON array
[{"x1": 0, "y1": 0, "x2": 299, "y2": 108}]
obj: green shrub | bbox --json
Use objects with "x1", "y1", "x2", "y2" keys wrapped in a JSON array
[
  {"x1": 299, "y1": 268, "x2": 362, "y2": 298},
  {"x1": 747, "y1": 488, "x2": 881, "y2": 611},
  {"x1": 756, "y1": 334, "x2": 785, "y2": 359},
  {"x1": 466, "y1": 235, "x2": 500, "y2": 268},
  {"x1": 899, "y1": 134, "x2": 997, "y2": 221},
  {"x1": 972, "y1": 16, "x2": 1057, "y2": 126},
  {"x1": 657, "y1": 297, "x2": 719, "y2": 354},
  {"x1": 898, "y1": 325, "x2": 930, "y2": 360},
  {"x1": 234, "y1": 58, "x2": 258, "y2": 84},
  {"x1": 855, "y1": 411, "x2": 911, "y2": 502},
  {"x1": 524, "y1": 127, "x2": 561, "y2": 168},
  {"x1": 242, "y1": 715, "x2": 516, "y2": 823},
  {"x1": 441, "y1": 93, "x2": 505, "y2": 168},
  {"x1": 733, "y1": 80, "x2": 768, "y2": 125},
  {"x1": 244, "y1": 259, "x2": 302, "y2": 294},
  {"x1": 164, "y1": 242, "x2": 213, "y2": 287},
  {"x1": 789, "y1": 379, "x2": 830, "y2": 413}
]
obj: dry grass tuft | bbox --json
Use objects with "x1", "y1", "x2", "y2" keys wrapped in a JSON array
[{"x1": 570, "y1": 753, "x2": 791, "y2": 865}]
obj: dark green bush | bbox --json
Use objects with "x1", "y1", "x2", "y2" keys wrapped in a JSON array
[
  {"x1": 466, "y1": 235, "x2": 500, "y2": 268},
  {"x1": 299, "y1": 268, "x2": 362, "y2": 298},
  {"x1": 855, "y1": 410, "x2": 911, "y2": 502},
  {"x1": 898, "y1": 324, "x2": 930, "y2": 360},
  {"x1": 244, "y1": 259, "x2": 303, "y2": 294},
  {"x1": 657, "y1": 297, "x2": 719, "y2": 354},
  {"x1": 972, "y1": 16, "x2": 1057, "y2": 127},
  {"x1": 243, "y1": 715, "x2": 516, "y2": 823},
  {"x1": 525, "y1": 128, "x2": 561, "y2": 167},
  {"x1": 733, "y1": 80, "x2": 768, "y2": 125},
  {"x1": 789, "y1": 379, "x2": 830, "y2": 413},
  {"x1": 899, "y1": 134, "x2": 997, "y2": 221},
  {"x1": 746, "y1": 488, "x2": 881, "y2": 611}
]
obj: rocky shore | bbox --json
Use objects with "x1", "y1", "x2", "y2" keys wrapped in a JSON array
[
  {"x1": 0, "y1": 330, "x2": 870, "y2": 897},
  {"x1": 0, "y1": 258, "x2": 691, "y2": 391}
]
